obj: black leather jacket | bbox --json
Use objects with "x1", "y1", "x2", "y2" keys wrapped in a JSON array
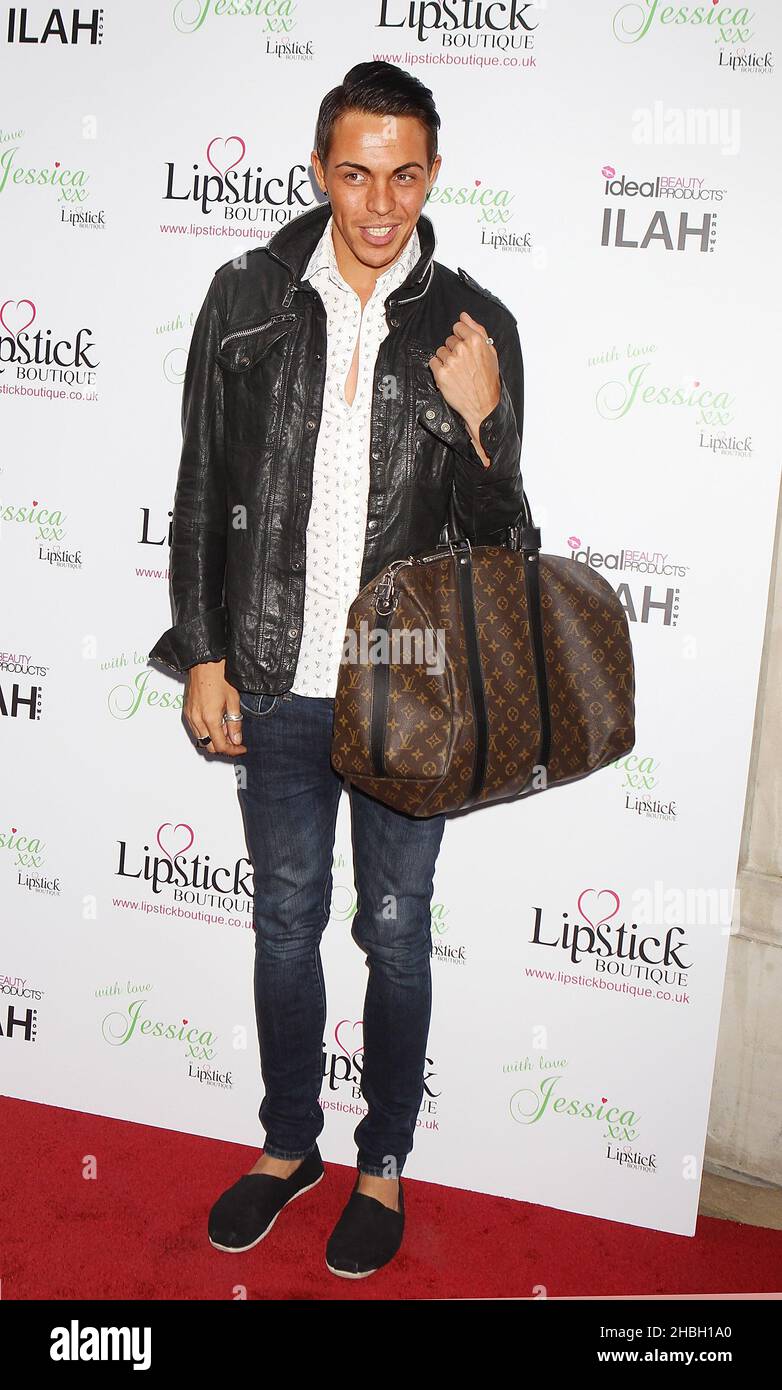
[{"x1": 148, "y1": 199, "x2": 526, "y2": 695}]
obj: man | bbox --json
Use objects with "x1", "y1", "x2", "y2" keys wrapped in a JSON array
[{"x1": 149, "y1": 60, "x2": 525, "y2": 1278}]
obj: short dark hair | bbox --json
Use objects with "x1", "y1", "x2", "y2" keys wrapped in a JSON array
[{"x1": 315, "y1": 61, "x2": 441, "y2": 171}]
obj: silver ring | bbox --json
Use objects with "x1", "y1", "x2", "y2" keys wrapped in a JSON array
[
  {"x1": 485, "y1": 335, "x2": 494, "y2": 346},
  {"x1": 222, "y1": 712, "x2": 243, "y2": 722}
]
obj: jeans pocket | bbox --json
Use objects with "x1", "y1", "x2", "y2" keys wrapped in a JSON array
[{"x1": 239, "y1": 690, "x2": 279, "y2": 718}]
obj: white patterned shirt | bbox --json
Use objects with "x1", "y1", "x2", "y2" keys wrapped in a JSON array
[{"x1": 290, "y1": 213, "x2": 421, "y2": 697}]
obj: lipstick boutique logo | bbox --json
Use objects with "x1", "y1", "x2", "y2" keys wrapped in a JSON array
[
  {"x1": 0, "y1": 299, "x2": 100, "y2": 388},
  {"x1": 376, "y1": 0, "x2": 541, "y2": 53},
  {"x1": 528, "y1": 888, "x2": 693, "y2": 986},
  {"x1": 609, "y1": 751, "x2": 679, "y2": 822},
  {"x1": 321, "y1": 1018, "x2": 441, "y2": 1131},
  {"x1": 717, "y1": 45, "x2": 774, "y2": 72},
  {"x1": 114, "y1": 821, "x2": 253, "y2": 917},
  {"x1": 162, "y1": 137, "x2": 315, "y2": 226}
]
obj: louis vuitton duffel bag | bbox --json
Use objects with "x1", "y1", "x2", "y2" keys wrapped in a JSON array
[{"x1": 330, "y1": 490, "x2": 636, "y2": 817}]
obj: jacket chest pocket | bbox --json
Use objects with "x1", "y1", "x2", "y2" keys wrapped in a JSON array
[{"x1": 215, "y1": 314, "x2": 298, "y2": 448}]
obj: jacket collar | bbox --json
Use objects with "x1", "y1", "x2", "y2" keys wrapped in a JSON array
[{"x1": 265, "y1": 199, "x2": 436, "y2": 307}]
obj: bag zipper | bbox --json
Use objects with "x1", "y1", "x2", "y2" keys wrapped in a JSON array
[{"x1": 372, "y1": 547, "x2": 468, "y2": 614}]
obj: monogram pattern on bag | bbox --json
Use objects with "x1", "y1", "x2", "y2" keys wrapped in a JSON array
[
  {"x1": 539, "y1": 556, "x2": 635, "y2": 782},
  {"x1": 331, "y1": 546, "x2": 635, "y2": 817}
]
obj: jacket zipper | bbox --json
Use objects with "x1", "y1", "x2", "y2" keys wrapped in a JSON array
[{"x1": 219, "y1": 312, "x2": 296, "y2": 350}]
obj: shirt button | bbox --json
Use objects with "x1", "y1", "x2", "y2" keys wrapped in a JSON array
[
  {"x1": 306, "y1": 419, "x2": 317, "y2": 430},
  {"x1": 368, "y1": 519, "x2": 378, "y2": 531},
  {"x1": 371, "y1": 449, "x2": 381, "y2": 461},
  {"x1": 288, "y1": 626, "x2": 299, "y2": 637},
  {"x1": 291, "y1": 560, "x2": 302, "y2": 571},
  {"x1": 425, "y1": 409, "x2": 436, "y2": 420},
  {"x1": 239, "y1": 354, "x2": 249, "y2": 366},
  {"x1": 440, "y1": 421, "x2": 451, "y2": 433}
]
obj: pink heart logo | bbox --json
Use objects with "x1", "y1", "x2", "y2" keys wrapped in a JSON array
[
  {"x1": 206, "y1": 136, "x2": 246, "y2": 178},
  {"x1": 11, "y1": 827, "x2": 17, "y2": 833},
  {"x1": 602, "y1": 1097, "x2": 608, "y2": 1103},
  {"x1": 335, "y1": 1018, "x2": 364, "y2": 1060},
  {"x1": 156, "y1": 822, "x2": 195, "y2": 861},
  {"x1": 577, "y1": 887, "x2": 620, "y2": 930},
  {"x1": 0, "y1": 298, "x2": 36, "y2": 338}
]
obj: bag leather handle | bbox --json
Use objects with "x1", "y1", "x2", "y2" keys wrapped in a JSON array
[{"x1": 438, "y1": 484, "x2": 539, "y2": 551}]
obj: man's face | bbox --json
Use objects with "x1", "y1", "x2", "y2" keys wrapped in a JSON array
[{"x1": 312, "y1": 110, "x2": 441, "y2": 272}]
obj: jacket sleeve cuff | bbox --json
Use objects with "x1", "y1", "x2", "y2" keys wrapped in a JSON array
[
  {"x1": 148, "y1": 605, "x2": 229, "y2": 674},
  {"x1": 473, "y1": 375, "x2": 520, "y2": 482},
  {"x1": 417, "y1": 374, "x2": 519, "y2": 481}
]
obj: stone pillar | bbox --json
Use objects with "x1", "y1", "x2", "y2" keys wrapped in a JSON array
[{"x1": 706, "y1": 480, "x2": 782, "y2": 1184}]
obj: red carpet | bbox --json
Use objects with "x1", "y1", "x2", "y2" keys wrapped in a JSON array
[{"x1": 1, "y1": 1096, "x2": 780, "y2": 1300}]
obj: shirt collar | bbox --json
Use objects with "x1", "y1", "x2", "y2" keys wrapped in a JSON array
[{"x1": 303, "y1": 213, "x2": 421, "y2": 296}]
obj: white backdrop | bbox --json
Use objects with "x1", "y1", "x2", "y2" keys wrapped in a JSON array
[{"x1": 3, "y1": 2, "x2": 780, "y2": 1238}]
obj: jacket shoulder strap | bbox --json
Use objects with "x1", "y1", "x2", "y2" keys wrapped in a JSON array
[{"x1": 456, "y1": 265, "x2": 517, "y2": 323}]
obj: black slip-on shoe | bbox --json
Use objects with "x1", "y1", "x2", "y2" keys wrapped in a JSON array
[
  {"x1": 325, "y1": 1174, "x2": 405, "y2": 1278},
  {"x1": 208, "y1": 1144, "x2": 325, "y2": 1253}
]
